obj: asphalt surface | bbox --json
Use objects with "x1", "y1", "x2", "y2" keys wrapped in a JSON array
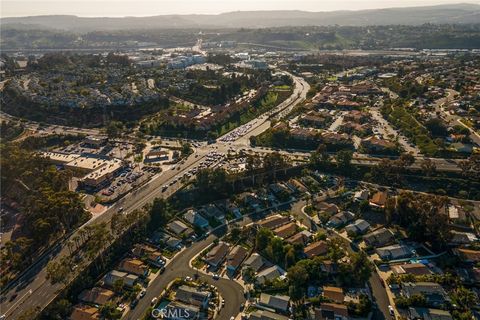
[
  {"x1": 0, "y1": 72, "x2": 309, "y2": 319},
  {"x1": 290, "y1": 200, "x2": 391, "y2": 320},
  {"x1": 124, "y1": 234, "x2": 245, "y2": 320},
  {"x1": 0, "y1": 150, "x2": 210, "y2": 319},
  {"x1": 0, "y1": 70, "x2": 467, "y2": 319}
]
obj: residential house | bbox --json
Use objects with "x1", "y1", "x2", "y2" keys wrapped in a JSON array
[
  {"x1": 175, "y1": 285, "x2": 211, "y2": 308},
  {"x1": 78, "y1": 287, "x2": 115, "y2": 306},
  {"x1": 258, "y1": 293, "x2": 290, "y2": 313},
  {"x1": 70, "y1": 305, "x2": 100, "y2": 320},
  {"x1": 361, "y1": 136, "x2": 397, "y2": 154},
  {"x1": 314, "y1": 201, "x2": 339, "y2": 215},
  {"x1": 269, "y1": 183, "x2": 291, "y2": 199},
  {"x1": 287, "y1": 179, "x2": 309, "y2": 193},
  {"x1": 392, "y1": 263, "x2": 432, "y2": 276},
  {"x1": 132, "y1": 244, "x2": 164, "y2": 267},
  {"x1": 315, "y1": 303, "x2": 349, "y2": 320},
  {"x1": 454, "y1": 248, "x2": 480, "y2": 263},
  {"x1": 204, "y1": 242, "x2": 229, "y2": 269},
  {"x1": 376, "y1": 244, "x2": 413, "y2": 261},
  {"x1": 320, "y1": 260, "x2": 339, "y2": 275},
  {"x1": 243, "y1": 193, "x2": 263, "y2": 212},
  {"x1": 200, "y1": 204, "x2": 226, "y2": 222},
  {"x1": 363, "y1": 228, "x2": 395, "y2": 247},
  {"x1": 369, "y1": 191, "x2": 388, "y2": 208},
  {"x1": 167, "y1": 220, "x2": 194, "y2": 237},
  {"x1": 273, "y1": 222, "x2": 297, "y2": 239},
  {"x1": 401, "y1": 282, "x2": 450, "y2": 308},
  {"x1": 243, "y1": 253, "x2": 269, "y2": 274},
  {"x1": 256, "y1": 265, "x2": 286, "y2": 284},
  {"x1": 118, "y1": 258, "x2": 149, "y2": 277},
  {"x1": 304, "y1": 241, "x2": 328, "y2": 258},
  {"x1": 249, "y1": 309, "x2": 289, "y2": 320},
  {"x1": 103, "y1": 270, "x2": 138, "y2": 288},
  {"x1": 327, "y1": 211, "x2": 355, "y2": 228},
  {"x1": 257, "y1": 214, "x2": 291, "y2": 230},
  {"x1": 286, "y1": 230, "x2": 312, "y2": 246},
  {"x1": 226, "y1": 245, "x2": 248, "y2": 276},
  {"x1": 408, "y1": 307, "x2": 453, "y2": 320},
  {"x1": 353, "y1": 190, "x2": 369, "y2": 202},
  {"x1": 184, "y1": 209, "x2": 209, "y2": 229},
  {"x1": 447, "y1": 205, "x2": 467, "y2": 223},
  {"x1": 450, "y1": 231, "x2": 478, "y2": 245},
  {"x1": 322, "y1": 286, "x2": 345, "y2": 303},
  {"x1": 345, "y1": 219, "x2": 370, "y2": 235},
  {"x1": 148, "y1": 231, "x2": 182, "y2": 250},
  {"x1": 163, "y1": 301, "x2": 199, "y2": 320}
]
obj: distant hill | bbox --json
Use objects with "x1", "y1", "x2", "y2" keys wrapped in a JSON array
[{"x1": 1, "y1": 3, "x2": 480, "y2": 31}]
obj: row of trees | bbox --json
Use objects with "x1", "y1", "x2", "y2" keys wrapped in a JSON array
[
  {"x1": 385, "y1": 191, "x2": 451, "y2": 250},
  {"x1": 1, "y1": 144, "x2": 91, "y2": 281}
]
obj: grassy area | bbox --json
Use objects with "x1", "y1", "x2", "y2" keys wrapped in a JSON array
[
  {"x1": 273, "y1": 85, "x2": 292, "y2": 90},
  {"x1": 383, "y1": 105, "x2": 439, "y2": 156},
  {"x1": 215, "y1": 89, "x2": 291, "y2": 137},
  {"x1": 192, "y1": 258, "x2": 205, "y2": 269}
]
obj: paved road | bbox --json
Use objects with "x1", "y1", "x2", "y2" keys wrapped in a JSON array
[
  {"x1": 290, "y1": 199, "x2": 391, "y2": 320},
  {"x1": 124, "y1": 234, "x2": 245, "y2": 320},
  {"x1": 0, "y1": 150, "x2": 210, "y2": 319},
  {"x1": 0, "y1": 70, "x2": 310, "y2": 319}
]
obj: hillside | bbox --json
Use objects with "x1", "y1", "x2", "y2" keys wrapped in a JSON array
[{"x1": 1, "y1": 3, "x2": 479, "y2": 31}]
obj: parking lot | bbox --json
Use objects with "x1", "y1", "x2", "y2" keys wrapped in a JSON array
[
  {"x1": 160, "y1": 151, "x2": 226, "y2": 193},
  {"x1": 97, "y1": 165, "x2": 161, "y2": 202}
]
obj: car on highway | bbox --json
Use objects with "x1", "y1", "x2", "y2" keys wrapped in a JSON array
[{"x1": 388, "y1": 305, "x2": 395, "y2": 317}]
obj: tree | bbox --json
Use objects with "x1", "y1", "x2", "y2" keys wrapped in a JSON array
[
  {"x1": 246, "y1": 154, "x2": 262, "y2": 185},
  {"x1": 44, "y1": 299, "x2": 72, "y2": 319},
  {"x1": 255, "y1": 228, "x2": 274, "y2": 252},
  {"x1": 106, "y1": 121, "x2": 123, "y2": 138},
  {"x1": 266, "y1": 237, "x2": 285, "y2": 264},
  {"x1": 113, "y1": 279, "x2": 125, "y2": 294},
  {"x1": 263, "y1": 152, "x2": 287, "y2": 181},
  {"x1": 420, "y1": 158, "x2": 437, "y2": 177},
  {"x1": 149, "y1": 198, "x2": 169, "y2": 231},
  {"x1": 335, "y1": 150, "x2": 353, "y2": 170},
  {"x1": 310, "y1": 144, "x2": 330, "y2": 168},
  {"x1": 451, "y1": 287, "x2": 478, "y2": 312},
  {"x1": 100, "y1": 302, "x2": 122, "y2": 319},
  {"x1": 195, "y1": 168, "x2": 229, "y2": 196},
  {"x1": 395, "y1": 191, "x2": 451, "y2": 249},
  {"x1": 46, "y1": 257, "x2": 72, "y2": 285},
  {"x1": 398, "y1": 152, "x2": 415, "y2": 168},
  {"x1": 181, "y1": 142, "x2": 193, "y2": 157},
  {"x1": 287, "y1": 264, "x2": 309, "y2": 304}
]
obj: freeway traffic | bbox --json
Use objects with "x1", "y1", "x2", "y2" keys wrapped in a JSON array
[{"x1": 0, "y1": 72, "x2": 309, "y2": 319}]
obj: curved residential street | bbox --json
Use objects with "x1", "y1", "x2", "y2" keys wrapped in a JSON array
[{"x1": 124, "y1": 234, "x2": 246, "y2": 320}]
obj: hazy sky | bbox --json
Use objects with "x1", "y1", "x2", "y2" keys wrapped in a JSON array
[{"x1": 1, "y1": 0, "x2": 479, "y2": 17}]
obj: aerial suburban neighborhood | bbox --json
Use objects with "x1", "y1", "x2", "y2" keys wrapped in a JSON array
[{"x1": 0, "y1": 2, "x2": 480, "y2": 320}]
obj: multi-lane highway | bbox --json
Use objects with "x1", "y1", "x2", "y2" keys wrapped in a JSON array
[
  {"x1": 0, "y1": 70, "x2": 470, "y2": 319},
  {"x1": 0, "y1": 72, "x2": 309, "y2": 319},
  {"x1": 0, "y1": 148, "x2": 213, "y2": 319}
]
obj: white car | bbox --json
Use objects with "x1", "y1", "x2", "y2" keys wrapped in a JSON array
[{"x1": 388, "y1": 305, "x2": 395, "y2": 316}]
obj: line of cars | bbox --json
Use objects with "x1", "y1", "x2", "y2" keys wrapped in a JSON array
[
  {"x1": 219, "y1": 121, "x2": 257, "y2": 142},
  {"x1": 161, "y1": 151, "x2": 226, "y2": 193}
]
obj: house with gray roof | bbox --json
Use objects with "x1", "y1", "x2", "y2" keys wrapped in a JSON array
[
  {"x1": 184, "y1": 209, "x2": 209, "y2": 229},
  {"x1": 258, "y1": 293, "x2": 290, "y2": 313},
  {"x1": 376, "y1": 244, "x2": 413, "y2": 261}
]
